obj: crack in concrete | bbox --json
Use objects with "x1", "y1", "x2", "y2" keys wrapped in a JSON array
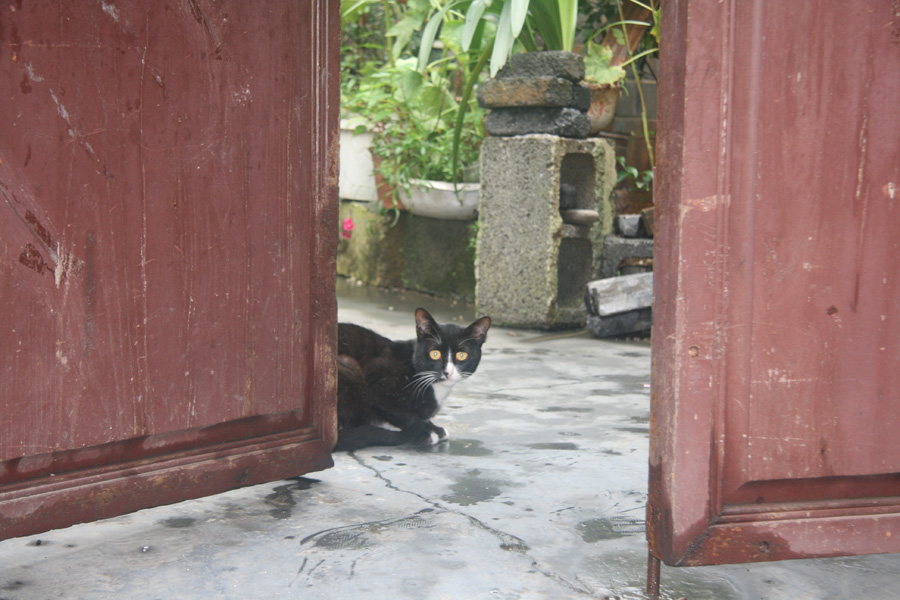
[{"x1": 349, "y1": 452, "x2": 594, "y2": 597}]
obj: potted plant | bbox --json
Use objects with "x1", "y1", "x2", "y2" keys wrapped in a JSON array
[
  {"x1": 582, "y1": 42, "x2": 626, "y2": 133},
  {"x1": 581, "y1": 0, "x2": 660, "y2": 134},
  {"x1": 363, "y1": 58, "x2": 485, "y2": 220},
  {"x1": 341, "y1": 1, "x2": 489, "y2": 220}
]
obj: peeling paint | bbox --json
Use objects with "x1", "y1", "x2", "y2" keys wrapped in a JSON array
[
  {"x1": 884, "y1": 182, "x2": 897, "y2": 200},
  {"x1": 682, "y1": 195, "x2": 720, "y2": 213},
  {"x1": 100, "y1": 1, "x2": 121, "y2": 23}
]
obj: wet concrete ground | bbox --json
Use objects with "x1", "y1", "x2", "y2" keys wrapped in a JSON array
[{"x1": 1, "y1": 280, "x2": 899, "y2": 599}]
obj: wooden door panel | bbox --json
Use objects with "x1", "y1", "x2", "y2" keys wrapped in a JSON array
[
  {"x1": 649, "y1": 0, "x2": 900, "y2": 567},
  {"x1": 0, "y1": 0, "x2": 339, "y2": 541}
]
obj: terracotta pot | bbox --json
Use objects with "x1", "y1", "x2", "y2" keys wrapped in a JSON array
[
  {"x1": 585, "y1": 83, "x2": 621, "y2": 135},
  {"x1": 370, "y1": 154, "x2": 404, "y2": 211}
]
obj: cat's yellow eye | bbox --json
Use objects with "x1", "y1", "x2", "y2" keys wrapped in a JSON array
[
  {"x1": 429, "y1": 350, "x2": 442, "y2": 360},
  {"x1": 456, "y1": 351, "x2": 468, "y2": 361}
]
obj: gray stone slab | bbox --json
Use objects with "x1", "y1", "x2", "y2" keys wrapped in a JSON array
[
  {"x1": 616, "y1": 214, "x2": 642, "y2": 237},
  {"x1": 485, "y1": 107, "x2": 590, "y2": 138},
  {"x1": 587, "y1": 307, "x2": 653, "y2": 338},
  {"x1": 497, "y1": 50, "x2": 585, "y2": 82},
  {"x1": 477, "y1": 76, "x2": 589, "y2": 110},
  {"x1": 585, "y1": 272, "x2": 654, "y2": 317},
  {"x1": 597, "y1": 235, "x2": 654, "y2": 279}
]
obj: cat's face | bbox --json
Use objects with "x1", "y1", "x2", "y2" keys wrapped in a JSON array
[{"x1": 412, "y1": 308, "x2": 491, "y2": 389}]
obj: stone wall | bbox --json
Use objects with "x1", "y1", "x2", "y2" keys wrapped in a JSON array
[{"x1": 337, "y1": 201, "x2": 477, "y2": 302}]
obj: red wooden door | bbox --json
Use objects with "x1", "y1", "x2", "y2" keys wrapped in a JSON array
[
  {"x1": 649, "y1": 0, "x2": 900, "y2": 569},
  {"x1": 0, "y1": 1, "x2": 339, "y2": 541}
]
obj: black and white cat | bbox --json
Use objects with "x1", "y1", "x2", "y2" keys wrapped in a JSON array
[{"x1": 334, "y1": 308, "x2": 491, "y2": 452}]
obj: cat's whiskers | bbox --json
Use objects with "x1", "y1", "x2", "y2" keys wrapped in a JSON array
[{"x1": 405, "y1": 370, "x2": 439, "y2": 399}]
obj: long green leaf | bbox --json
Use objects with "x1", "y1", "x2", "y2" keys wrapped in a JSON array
[
  {"x1": 585, "y1": 20, "x2": 651, "y2": 45},
  {"x1": 509, "y1": 0, "x2": 529, "y2": 38},
  {"x1": 417, "y1": 1, "x2": 463, "y2": 73},
  {"x1": 557, "y1": 0, "x2": 577, "y2": 52},
  {"x1": 462, "y1": 0, "x2": 489, "y2": 51},
  {"x1": 451, "y1": 42, "x2": 493, "y2": 191},
  {"x1": 618, "y1": 47, "x2": 659, "y2": 69},
  {"x1": 527, "y1": 0, "x2": 562, "y2": 50},
  {"x1": 489, "y1": 0, "x2": 513, "y2": 76},
  {"x1": 340, "y1": 0, "x2": 371, "y2": 25},
  {"x1": 626, "y1": 0, "x2": 654, "y2": 11}
]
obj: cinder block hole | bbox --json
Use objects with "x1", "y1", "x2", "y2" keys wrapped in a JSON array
[
  {"x1": 558, "y1": 153, "x2": 596, "y2": 211},
  {"x1": 557, "y1": 152, "x2": 597, "y2": 310},
  {"x1": 557, "y1": 238, "x2": 593, "y2": 309}
]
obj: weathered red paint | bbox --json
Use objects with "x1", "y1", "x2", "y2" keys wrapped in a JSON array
[
  {"x1": 0, "y1": 0, "x2": 340, "y2": 540},
  {"x1": 649, "y1": 0, "x2": 900, "y2": 567}
]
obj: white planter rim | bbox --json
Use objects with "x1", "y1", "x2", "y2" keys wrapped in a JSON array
[{"x1": 399, "y1": 179, "x2": 480, "y2": 221}]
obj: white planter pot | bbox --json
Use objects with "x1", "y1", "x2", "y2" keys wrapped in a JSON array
[
  {"x1": 398, "y1": 179, "x2": 480, "y2": 221},
  {"x1": 339, "y1": 121, "x2": 378, "y2": 202}
]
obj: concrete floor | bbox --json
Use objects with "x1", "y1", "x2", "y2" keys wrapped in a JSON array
[{"x1": 2, "y1": 280, "x2": 899, "y2": 599}]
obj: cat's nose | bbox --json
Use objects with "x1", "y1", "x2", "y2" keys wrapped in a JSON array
[{"x1": 443, "y1": 364, "x2": 459, "y2": 380}]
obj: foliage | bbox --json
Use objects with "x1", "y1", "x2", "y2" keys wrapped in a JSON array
[
  {"x1": 341, "y1": 1, "x2": 661, "y2": 190},
  {"x1": 341, "y1": 1, "x2": 488, "y2": 207},
  {"x1": 616, "y1": 156, "x2": 653, "y2": 191},
  {"x1": 358, "y1": 59, "x2": 485, "y2": 190},
  {"x1": 613, "y1": 0, "x2": 659, "y2": 168},
  {"x1": 583, "y1": 42, "x2": 626, "y2": 86},
  {"x1": 410, "y1": 0, "x2": 582, "y2": 185},
  {"x1": 426, "y1": 0, "x2": 579, "y2": 79}
]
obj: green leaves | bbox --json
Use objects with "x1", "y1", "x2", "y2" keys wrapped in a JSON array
[
  {"x1": 555, "y1": 0, "x2": 578, "y2": 53},
  {"x1": 417, "y1": 1, "x2": 461, "y2": 72},
  {"x1": 616, "y1": 156, "x2": 654, "y2": 191},
  {"x1": 462, "y1": 0, "x2": 490, "y2": 50},
  {"x1": 509, "y1": 0, "x2": 530, "y2": 38},
  {"x1": 490, "y1": 1, "x2": 514, "y2": 76},
  {"x1": 340, "y1": 0, "x2": 373, "y2": 26},
  {"x1": 583, "y1": 42, "x2": 626, "y2": 86}
]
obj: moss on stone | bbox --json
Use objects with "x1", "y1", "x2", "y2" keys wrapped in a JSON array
[{"x1": 336, "y1": 201, "x2": 476, "y2": 302}]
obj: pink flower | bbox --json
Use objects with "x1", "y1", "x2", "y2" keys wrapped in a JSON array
[{"x1": 341, "y1": 217, "x2": 355, "y2": 239}]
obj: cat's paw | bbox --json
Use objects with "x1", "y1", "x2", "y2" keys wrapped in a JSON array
[
  {"x1": 423, "y1": 425, "x2": 449, "y2": 445},
  {"x1": 432, "y1": 425, "x2": 449, "y2": 443},
  {"x1": 405, "y1": 422, "x2": 449, "y2": 446}
]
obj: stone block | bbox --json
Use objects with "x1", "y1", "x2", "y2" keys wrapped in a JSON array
[
  {"x1": 336, "y1": 201, "x2": 403, "y2": 288},
  {"x1": 497, "y1": 51, "x2": 585, "y2": 82},
  {"x1": 475, "y1": 135, "x2": 616, "y2": 329},
  {"x1": 584, "y1": 272, "x2": 654, "y2": 317},
  {"x1": 616, "y1": 214, "x2": 642, "y2": 237},
  {"x1": 477, "y1": 77, "x2": 590, "y2": 111},
  {"x1": 596, "y1": 235, "x2": 654, "y2": 279},
  {"x1": 587, "y1": 308, "x2": 652, "y2": 338},
  {"x1": 336, "y1": 203, "x2": 477, "y2": 302},
  {"x1": 485, "y1": 107, "x2": 590, "y2": 139},
  {"x1": 400, "y1": 213, "x2": 476, "y2": 303}
]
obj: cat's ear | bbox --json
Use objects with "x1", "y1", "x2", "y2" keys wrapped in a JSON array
[
  {"x1": 415, "y1": 308, "x2": 438, "y2": 340},
  {"x1": 466, "y1": 316, "x2": 492, "y2": 342}
]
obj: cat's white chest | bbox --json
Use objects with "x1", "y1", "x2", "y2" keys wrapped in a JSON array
[{"x1": 431, "y1": 380, "x2": 456, "y2": 408}]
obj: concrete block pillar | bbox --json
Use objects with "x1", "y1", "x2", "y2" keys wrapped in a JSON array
[{"x1": 476, "y1": 134, "x2": 615, "y2": 329}]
